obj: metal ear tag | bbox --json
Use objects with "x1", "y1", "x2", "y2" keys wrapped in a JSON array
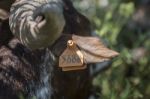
[{"x1": 59, "y1": 40, "x2": 86, "y2": 71}]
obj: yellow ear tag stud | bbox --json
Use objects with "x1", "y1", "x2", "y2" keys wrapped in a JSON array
[{"x1": 59, "y1": 40, "x2": 86, "y2": 71}]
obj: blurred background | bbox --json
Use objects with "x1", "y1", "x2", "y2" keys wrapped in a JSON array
[{"x1": 74, "y1": 0, "x2": 150, "y2": 99}]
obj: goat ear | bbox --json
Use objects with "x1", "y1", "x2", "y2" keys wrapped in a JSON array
[{"x1": 72, "y1": 35, "x2": 119, "y2": 63}]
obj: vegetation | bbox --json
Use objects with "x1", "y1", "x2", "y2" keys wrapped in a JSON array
[{"x1": 75, "y1": 0, "x2": 150, "y2": 99}]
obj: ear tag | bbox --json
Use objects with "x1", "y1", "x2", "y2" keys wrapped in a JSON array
[
  {"x1": 62, "y1": 65, "x2": 87, "y2": 71},
  {"x1": 59, "y1": 40, "x2": 86, "y2": 71}
]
